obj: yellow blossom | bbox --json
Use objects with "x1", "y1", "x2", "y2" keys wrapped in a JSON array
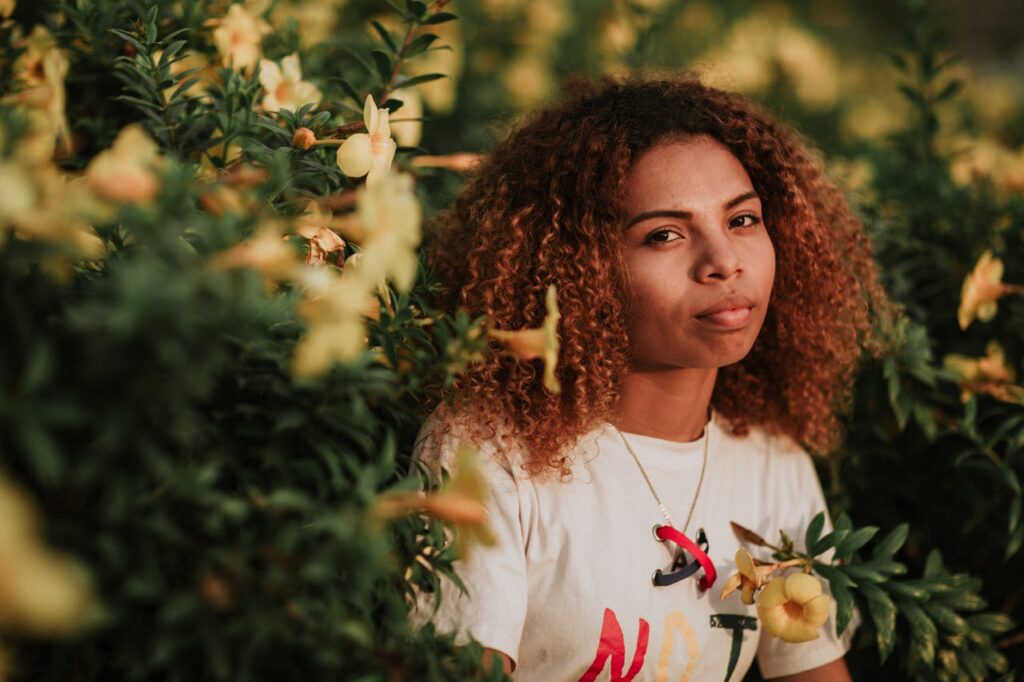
[
  {"x1": 0, "y1": 473, "x2": 95, "y2": 634},
  {"x1": 720, "y1": 549, "x2": 802, "y2": 605},
  {"x1": 210, "y1": 2, "x2": 272, "y2": 73},
  {"x1": 336, "y1": 95, "x2": 397, "y2": 186},
  {"x1": 389, "y1": 87, "x2": 423, "y2": 147},
  {"x1": 271, "y1": 0, "x2": 341, "y2": 49},
  {"x1": 258, "y1": 53, "x2": 321, "y2": 112},
  {"x1": 958, "y1": 250, "x2": 1009, "y2": 330},
  {"x1": 291, "y1": 269, "x2": 373, "y2": 375},
  {"x1": 295, "y1": 200, "x2": 346, "y2": 266},
  {"x1": 371, "y1": 443, "x2": 495, "y2": 557},
  {"x1": 944, "y1": 341, "x2": 1024, "y2": 404},
  {"x1": 758, "y1": 573, "x2": 831, "y2": 643},
  {"x1": 84, "y1": 125, "x2": 162, "y2": 204},
  {"x1": 10, "y1": 26, "x2": 70, "y2": 152},
  {"x1": 354, "y1": 172, "x2": 421, "y2": 290},
  {"x1": 210, "y1": 225, "x2": 298, "y2": 285},
  {"x1": 488, "y1": 285, "x2": 561, "y2": 393},
  {"x1": 0, "y1": 0, "x2": 13, "y2": 19}
]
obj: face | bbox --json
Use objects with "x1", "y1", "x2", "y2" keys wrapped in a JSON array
[{"x1": 619, "y1": 135, "x2": 776, "y2": 370}]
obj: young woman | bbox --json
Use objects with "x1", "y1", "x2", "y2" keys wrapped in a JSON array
[{"x1": 414, "y1": 76, "x2": 894, "y2": 681}]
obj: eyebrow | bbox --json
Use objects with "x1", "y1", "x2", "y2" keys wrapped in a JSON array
[{"x1": 623, "y1": 190, "x2": 760, "y2": 230}]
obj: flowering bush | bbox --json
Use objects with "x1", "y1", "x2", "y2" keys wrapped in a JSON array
[{"x1": 0, "y1": 1, "x2": 1021, "y2": 681}]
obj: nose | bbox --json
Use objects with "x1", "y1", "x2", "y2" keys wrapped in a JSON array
[{"x1": 693, "y1": 231, "x2": 741, "y2": 282}]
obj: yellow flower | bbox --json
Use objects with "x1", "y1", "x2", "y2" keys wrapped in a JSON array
[
  {"x1": 488, "y1": 285, "x2": 561, "y2": 393},
  {"x1": 295, "y1": 199, "x2": 346, "y2": 266},
  {"x1": 210, "y1": 2, "x2": 272, "y2": 73},
  {"x1": 10, "y1": 26, "x2": 71, "y2": 152},
  {"x1": 258, "y1": 53, "x2": 322, "y2": 112},
  {"x1": 389, "y1": 87, "x2": 423, "y2": 147},
  {"x1": 291, "y1": 269, "x2": 374, "y2": 375},
  {"x1": 84, "y1": 125, "x2": 162, "y2": 204},
  {"x1": 720, "y1": 549, "x2": 802, "y2": 605},
  {"x1": 758, "y1": 573, "x2": 831, "y2": 643},
  {"x1": 944, "y1": 341, "x2": 1024, "y2": 404},
  {"x1": 354, "y1": 171, "x2": 421, "y2": 291},
  {"x1": 336, "y1": 95, "x2": 397, "y2": 186},
  {"x1": 210, "y1": 225, "x2": 298, "y2": 285},
  {"x1": 0, "y1": 473, "x2": 95, "y2": 634},
  {"x1": 371, "y1": 443, "x2": 495, "y2": 557},
  {"x1": 958, "y1": 250, "x2": 1007, "y2": 330},
  {"x1": 0, "y1": 0, "x2": 14, "y2": 19}
]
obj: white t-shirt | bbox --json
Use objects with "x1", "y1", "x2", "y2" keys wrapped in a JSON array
[{"x1": 411, "y1": 408, "x2": 857, "y2": 681}]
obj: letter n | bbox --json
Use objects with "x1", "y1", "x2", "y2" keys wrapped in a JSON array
[{"x1": 577, "y1": 608, "x2": 650, "y2": 682}]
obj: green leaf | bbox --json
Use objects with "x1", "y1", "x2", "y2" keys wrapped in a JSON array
[
  {"x1": 845, "y1": 564, "x2": 886, "y2": 584},
  {"x1": 405, "y1": 0, "x2": 428, "y2": 17},
  {"x1": 872, "y1": 523, "x2": 909, "y2": 560},
  {"x1": 886, "y1": 580, "x2": 930, "y2": 601},
  {"x1": 804, "y1": 511, "x2": 825, "y2": 554},
  {"x1": 370, "y1": 20, "x2": 399, "y2": 54},
  {"x1": 835, "y1": 526, "x2": 879, "y2": 559},
  {"x1": 899, "y1": 600, "x2": 937, "y2": 668},
  {"x1": 860, "y1": 581, "x2": 897, "y2": 662},
  {"x1": 923, "y1": 602, "x2": 968, "y2": 635},
  {"x1": 371, "y1": 49, "x2": 393, "y2": 82},
  {"x1": 814, "y1": 563, "x2": 857, "y2": 589},
  {"x1": 423, "y1": 11, "x2": 458, "y2": 24},
  {"x1": 831, "y1": 580, "x2": 855, "y2": 638},
  {"x1": 397, "y1": 72, "x2": 447, "y2": 88},
  {"x1": 403, "y1": 33, "x2": 440, "y2": 59},
  {"x1": 810, "y1": 527, "x2": 850, "y2": 557}
]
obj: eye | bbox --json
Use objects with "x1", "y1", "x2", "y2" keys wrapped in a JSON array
[
  {"x1": 731, "y1": 213, "x2": 761, "y2": 229},
  {"x1": 645, "y1": 228, "x2": 682, "y2": 245}
]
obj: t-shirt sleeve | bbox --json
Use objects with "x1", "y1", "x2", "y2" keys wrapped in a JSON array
[
  {"x1": 407, "y1": 413, "x2": 530, "y2": 671},
  {"x1": 755, "y1": 438, "x2": 860, "y2": 679}
]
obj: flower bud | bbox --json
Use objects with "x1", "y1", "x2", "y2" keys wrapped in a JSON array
[{"x1": 292, "y1": 127, "x2": 316, "y2": 150}]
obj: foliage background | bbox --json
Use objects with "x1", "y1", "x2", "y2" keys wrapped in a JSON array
[{"x1": 0, "y1": 0, "x2": 1022, "y2": 680}]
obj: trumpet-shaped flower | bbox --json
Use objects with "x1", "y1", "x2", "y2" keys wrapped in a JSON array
[
  {"x1": 211, "y1": 2, "x2": 272, "y2": 73},
  {"x1": 758, "y1": 573, "x2": 831, "y2": 643},
  {"x1": 84, "y1": 125, "x2": 162, "y2": 203},
  {"x1": 295, "y1": 200, "x2": 346, "y2": 266},
  {"x1": 944, "y1": 341, "x2": 1024, "y2": 404},
  {"x1": 10, "y1": 26, "x2": 70, "y2": 152},
  {"x1": 488, "y1": 285, "x2": 561, "y2": 393},
  {"x1": 389, "y1": 87, "x2": 423, "y2": 147},
  {"x1": 371, "y1": 443, "x2": 495, "y2": 557},
  {"x1": 354, "y1": 171, "x2": 421, "y2": 291},
  {"x1": 0, "y1": 474, "x2": 95, "y2": 634},
  {"x1": 0, "y1": 0, "x2": 14, "y2": 19},
  {"x1": 336, "y1": 95, "x2": 397, "y2": 186},
  {"x1": 720, "y1": 549, "x2": 802, "y2": 605},
  {"x1": 958, "y1": 250, "x2": 1006, "y2": 330},
  {"x1": 210, "y1": 225, "x2": 298, "y2": 286},
  {"x1": 258, "y1": 53, "x2": 321, "y2": 112}
]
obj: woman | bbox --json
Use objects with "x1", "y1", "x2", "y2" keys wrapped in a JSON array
[{"x1": 414, "y1": 75, "x2": 894, "y2": 680}]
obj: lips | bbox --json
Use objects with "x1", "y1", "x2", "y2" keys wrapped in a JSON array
[{"x1": 695, "y1": 294, "x2": 756, "y2": 329}]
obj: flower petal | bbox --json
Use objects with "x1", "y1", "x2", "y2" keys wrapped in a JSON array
[
  {"x1": 735, "y1": 548, "x2": 756, "y2": 580},
  {"x1": 757, "y1": 577, "x2": 788, "y2": 610},
  {"x1": 337, "y1": 133, "x2": 373, "y2": 178},
  {"x1": 802, "y1": 593, "x2": 831, "y2": 628},
  {"x1": 783, "y1": 573, "x2": 823, "y2": 605}
]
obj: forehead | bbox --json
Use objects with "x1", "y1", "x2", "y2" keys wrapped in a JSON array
[{"x1": 622, "y1": 135, "x2": 755, "y2": 211}]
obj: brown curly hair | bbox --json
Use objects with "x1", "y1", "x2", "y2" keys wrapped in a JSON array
[{"x1": 425, "y1": 74, "x2": 898, "y2": 480}]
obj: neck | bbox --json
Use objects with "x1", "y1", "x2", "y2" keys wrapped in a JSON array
[{"x1": 613, "y1": 365, "x2": 716, "y2": 442}]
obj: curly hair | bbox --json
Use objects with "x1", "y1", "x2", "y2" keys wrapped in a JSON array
[{"x1": 425, "y1": 74, "x2": 898, "y2": 480}]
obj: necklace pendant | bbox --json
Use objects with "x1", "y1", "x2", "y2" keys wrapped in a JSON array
[{"x1": 651, "y1": 526, "x2": 716, "y2": 590}]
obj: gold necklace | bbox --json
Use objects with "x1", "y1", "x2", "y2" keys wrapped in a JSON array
[
  {"x1": 610, "y1": 410, "x2": 718, "y2": 590},
  {"x1": 611, "y1": 411, "x2": 712, "y2": 536}
]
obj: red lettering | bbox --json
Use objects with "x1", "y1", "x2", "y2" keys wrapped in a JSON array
[{"x1": 577, "y1": 608, "x2": 650, "y2": 682}]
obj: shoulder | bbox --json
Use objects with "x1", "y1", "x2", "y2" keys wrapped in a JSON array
[
  {"x1": 413, "y1": 403, "x2": 527, "y2": 483},
  {"x1": 716, "y1": 416, "x2": 822, "y2": 496}
]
